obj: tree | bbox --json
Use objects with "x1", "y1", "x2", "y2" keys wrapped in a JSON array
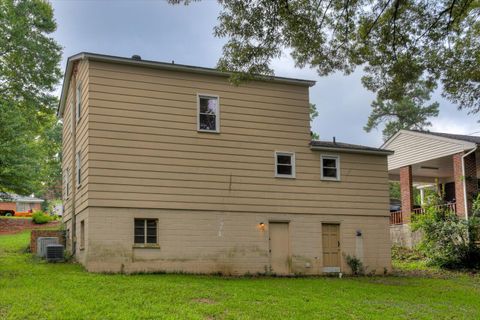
[
  {"x1": 0, "y1": 0, "x2": 62, "y2": 196},
  {"x1": 310, "y1": 103, "x2": 320, "y2": 140},
  {"x1": 36, "y1": 114, "x2": 63, "y2": 200},
  {"x1": 364, "y1": 83, "x2": 439, "y2": 141},
  {"x1": 171, "y1": 0, "x2": 479, "y2": 130}
]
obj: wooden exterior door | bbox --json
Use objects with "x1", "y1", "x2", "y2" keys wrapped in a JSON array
[
  {"x1": 269, "y1": 222, "x2": 290, "y2": 275},
  {"x1": 322, "y1": 223, "x2": 341, "y2": 272}
]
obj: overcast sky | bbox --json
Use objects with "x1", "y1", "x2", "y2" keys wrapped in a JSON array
[{"x1": 51, "y1": 0, "x2": 478, "y2": 147}]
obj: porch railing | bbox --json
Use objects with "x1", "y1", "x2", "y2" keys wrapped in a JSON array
[
  {"x1": 390, "y1": 202, "x2": 456, "y2": 225},
  {"x1": 390, "y1": 210, "x2": 403, "y2": 225}
]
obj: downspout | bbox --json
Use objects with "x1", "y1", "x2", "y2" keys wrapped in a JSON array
[{"x1": 462, "y1": 146, "x2": 477, "y2": 220}]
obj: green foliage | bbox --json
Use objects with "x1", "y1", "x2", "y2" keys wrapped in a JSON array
[
  {"x1": 390, "y1": 181, "x2": 422, "y2": 205},
  {"x1": 364, "y1": 84, "x2": 439, "y2": 141},
  {"x1": 32, "y1": 211, "x2": 52, "y2": 224},
  {"x1": 345, "y1": 254, "x2": 364, "y2": 275},
  {"x1": 172, "y1": 0, "x2": 480, "y2": 130},
  {"x1": 0, "y1": 0, "x2": 62, "y2": 196},
  {"x1": 310, "y1": 103, "x2": 319, "y2": 140},
  {"x1": 389, "y1": 182, "x2": 400, "y2": 200},
  {"x1": 411, "y1": 195, "x2": 480, "y2": 269}
]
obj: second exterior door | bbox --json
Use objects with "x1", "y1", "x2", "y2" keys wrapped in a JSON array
[
  {"x1": 269, "y1": 222, "x2": 290, "y2": 275},
  {"x1": 322, "y1": 223, "x2": 341, "y2": 272}
]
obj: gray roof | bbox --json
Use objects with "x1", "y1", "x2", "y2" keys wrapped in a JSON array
[
  {"x1": 58, "y1": 52, "x2": 316, "y2": 116},
  {"x1": 0, "y1": 193, "x2": 44, "y2": 203},
  {"x1": 410, "y1": 130, "x2": 480, "y2": 145},
  {"x1": 310, "y1": 140, "x2": 393, "y2": 155}
]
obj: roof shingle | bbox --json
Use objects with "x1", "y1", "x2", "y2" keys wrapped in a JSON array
[{"x1": 310, "y1": 140, "x2": 393, "y2": 155}]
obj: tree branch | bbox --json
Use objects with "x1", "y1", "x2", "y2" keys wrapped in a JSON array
[
  {"x1": 364, "y1": 0, "x2": 392, "y2": 40},
  {"x1": 392, "y1": 0, "x2": 401, "y2": 60}
]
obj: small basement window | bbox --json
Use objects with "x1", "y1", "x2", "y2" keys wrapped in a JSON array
[
  {"x1": 80, "y1": 220, "x2": 85, "y2": 250},
  {"x1": 198, "y1": 95, "x2": 219, "y2": 132},
  {"x1": 134, "y1": 219, "x2": 158, "y2": 245},
  {"x1": 275, "y1": 152, "x2": 295, "y2": 178},
  {"x1": 321, "y1": 155, "x2": 340, "y2": 181}
]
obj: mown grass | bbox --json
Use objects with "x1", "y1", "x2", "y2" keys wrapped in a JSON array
[{"x1": 1, "y1": 232, "x2": 479, "y2": 319}]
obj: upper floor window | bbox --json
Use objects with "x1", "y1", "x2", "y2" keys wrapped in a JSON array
[
  {"x1": 275, "y1": 152, "x2": 295, "y2": 178},
  {"x1": 197, "y1": 95, "x2": 219, "y2": 132},
  {"x1": 76, "y1": 152, "x2": 82, "y2": 187},
  {"x1": 70, "y1": 101, "x2": 74, "y2": 134},
  {"x1": 76, "y1": 82, "x2": 82, "y2": 122},
  {"x1": 321, "y1": 155, "x2": 340, "y2": 181}
]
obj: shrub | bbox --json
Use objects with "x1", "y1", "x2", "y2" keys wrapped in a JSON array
[
  {"x1": 411, "y1": 194, "x2": 480, "y2": 269},
  {"x1": 391, "y1": 245, "x2": 425, "y2": 262},
  {"x1": 345, "y1": 254, "x2": 364, "y2": 275},
  {"x1": 32, "y1": 211, "x2": 53, "y2": 224}
]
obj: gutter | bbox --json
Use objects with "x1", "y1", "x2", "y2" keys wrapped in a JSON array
[
  {"x1": 310, "y1": 146, "x2": 394, "y2": 156},
  {"x1": 462, "y1": 146, "x2": 477, "y2": 220}
]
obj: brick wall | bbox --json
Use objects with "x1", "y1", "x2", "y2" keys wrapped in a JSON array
[
  {"x1": 399, "y1": 165, "x2": 413, "y2": 223},
  {"x1": 30, "y1": 229, "x2": 66, "y2": 254},
  {"x1": 0, "y1": 218, "x2": 60, "y2": 234},
  {"x1": 453, "y1": 152, "x2": 478, "y2": 217},
  {"x1": 0, "y1": 202, "x2": 16, "y2": 212}
]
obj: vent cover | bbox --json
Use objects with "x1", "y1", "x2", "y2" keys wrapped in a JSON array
[
  {"x1": 37, "y1": 237, "x2": 59, "y2": 257},
  {"x1": 46, "y1": 244, "x2": 64, "y2": 262}
]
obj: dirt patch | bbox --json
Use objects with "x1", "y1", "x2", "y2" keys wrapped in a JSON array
[{"x1": 192, "y1": 298, "x2": 216, "y2": 305}]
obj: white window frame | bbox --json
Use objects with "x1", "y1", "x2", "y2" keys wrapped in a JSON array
[
  {"x1": 76, "y1": 152, "x2": 81, "y2": 187},
  {"x1": 321, "y1": 155, "x2": 341, "y2": 181},
  {"x1": 197, "y1": 94, "x2": 220, "y2": 133},
  {"x1": 134, "y1": 218, "x2": 159, "y2": 247},
  {"x1": 76, "y1": 81, "x2": 82, "y2": 123},
  {"x1": 274, "y1": 151, "x2": 296, "y2": 178}
]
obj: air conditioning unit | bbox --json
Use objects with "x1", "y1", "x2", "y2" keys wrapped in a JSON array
[
  {"x1": 46, "y1": 244, "x2": 64, "y2": 262},
  {"x1": 37, "y1": 237, "x2": 59, "y2": 258}
]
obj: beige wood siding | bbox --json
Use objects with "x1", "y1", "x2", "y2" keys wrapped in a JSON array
[
  {"x1": 80, "y1": 60, "x2": 389, "y2": 217},
  {"x1": 61, "y1": 59, "x2": 90, "y2": 222},
  {"x1": 384, "y1": 131, "x2": 476, "y2": 170}
]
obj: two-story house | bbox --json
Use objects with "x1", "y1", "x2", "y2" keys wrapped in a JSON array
[{"x1": 58, "y1": 52, "x2": 392, "y2": 275}]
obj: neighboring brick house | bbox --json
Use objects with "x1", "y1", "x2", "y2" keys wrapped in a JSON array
[
  {"x1": 383, "y1": 130, "x2": 479, "y2": 225},
  {"x1": 0, "y1": 193, "x2": 44, "y2": 215},
  {"x1": 58, "y1": 52, "x2": 393, "y2": 275}
]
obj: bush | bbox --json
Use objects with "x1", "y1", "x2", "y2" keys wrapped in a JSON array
[
  {"x1": 411, "y1": 194, "x2": 480, "y2": 269},
  {"x1": 32, "y1": 211, "x2": 53, "y2": 224},
  {"x1": 345, "y1": 254, "x2": 364, "y2": 275},
  {"x1": 391, "y1": 245, "x2": 425, "y2": 262}
]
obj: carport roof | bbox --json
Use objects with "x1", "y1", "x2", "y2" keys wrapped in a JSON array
[{"x1": 410, "y1": 130, "x2": 480, "y2": 145}]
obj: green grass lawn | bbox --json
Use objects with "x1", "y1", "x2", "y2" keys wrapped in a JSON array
[{"x1": 1, "y1": 232, "x2": 479, "y2": 320}]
